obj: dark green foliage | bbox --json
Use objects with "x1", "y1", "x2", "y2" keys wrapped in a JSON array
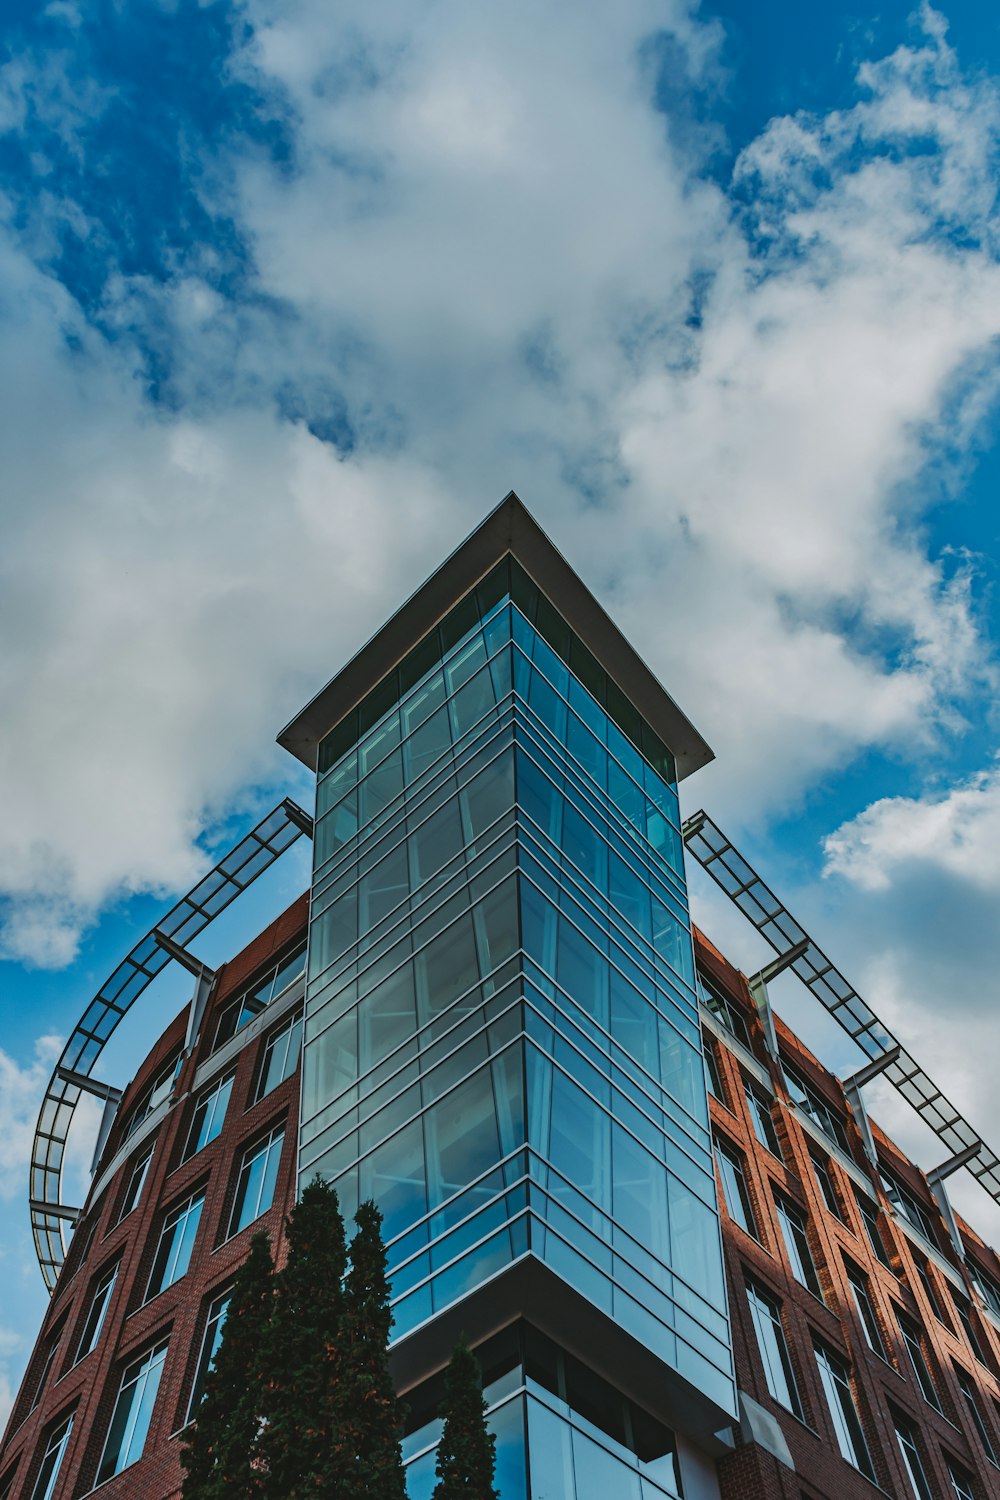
[
  {"x1": 259, "y1": 1176, "x2": 349, "y2": 1500},
  {"x1": 180, "y1": 1231, "x2": 274, "y2": 1500},
  {"x1": 433, "y1": 1339, "x2": 498, "y2": 1500},
  {"x1": 341, "y1": 1200, "x2": 407, "y2": 1500}
]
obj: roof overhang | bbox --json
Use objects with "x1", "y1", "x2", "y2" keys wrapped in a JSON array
[{"x1": 277, "y1": 491, "x2": 714, "y2": 781}]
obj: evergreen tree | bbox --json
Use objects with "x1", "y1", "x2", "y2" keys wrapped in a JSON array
[
  {"x1": 432, "y1": 1339, "x2": 498, "y2": 1500},
  {"x1": 341, "y1": 1199, "x2": 407, "y2": 1500},
  {"x1": 180, "y1": 1231, "x2": 274, "y2": 1500},
  {"x1": 259, "y1": 1176, "x2": 349, "y2": 1500}
]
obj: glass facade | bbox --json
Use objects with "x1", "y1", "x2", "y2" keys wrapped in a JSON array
[
  {"x1": 402, "y1": 1324, "x2": 683, "y2": 1500},
  {"x1": 299, "y1": 564, "x2": 735, "y2": 1431}
]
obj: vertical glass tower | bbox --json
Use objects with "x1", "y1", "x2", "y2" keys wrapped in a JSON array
[{"x1": 279, "y1": 496, "x2": 736, "y2": 1498}]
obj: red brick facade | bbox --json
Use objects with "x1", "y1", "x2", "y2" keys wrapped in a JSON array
[{"x1": 3, "y1": 897, "x2": 1000, "y2": 1500}]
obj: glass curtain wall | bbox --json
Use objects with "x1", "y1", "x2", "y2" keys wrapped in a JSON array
[{"x1": 300, "y1": 559, "x2": 735, "y2": 1433}]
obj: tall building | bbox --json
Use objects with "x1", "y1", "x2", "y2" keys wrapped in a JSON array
[{"x1": 4, "y1": 494, "x2": 1000, "y2": 1500}]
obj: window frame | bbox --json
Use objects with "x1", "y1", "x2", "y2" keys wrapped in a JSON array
[
  {"x1": 74, "y1": 1259, "x2": 119, "y2": 1364},
  {"x1": 255, "y1": 1009, "x2": 304, "y2": 1103},
  {"x1": 96, "y1": 1339, "x2": 169, "y2": 1485},
  {"x1": 745, "y1": 1279, "x2": 803, "y2": 1418},
  {"x1": 774, "y1": 1192, "x2": 822, "y2": 1299},
  {"x1": 183, "y1": 1071, "x2": 236, "y2": 1162},
  {"x1": 813, "y1": 1339, "x2": 875, "y2": 1480},
  {"x1": 784, "y1": 1064, "x2": 851, "y2": 1153},
  {"x1": 228, "y1": 1125, "x2": 286, "y2": 1239},
  {"x1": 845, "y1": 1261, "x2": 886, "y2": 1359},
  {"x1": 145, "y1": 1190, "x2": 205, "y2": 1302},
  {"x1": 714, "y1": 1135, "x2": 757, "y2": 1239},
  {"x1": 854, "y1": 1189, "x2": 892, "y2": 1266},
  {"x1": 186, "y1": 1287, "x2": 232, "y2": 1424},
  {"x1": 896, "y1": 1309, "x2": 943, "y2": 1412},
  {"x1": 954, "y1": 1363, "x2": 998, "y2": 1466},
  {"x1": 212, "y1": 944, "x2": 306, "y2": 1053},
  {"x1": 893, "y1": 1412, "x2": 934, "y2": 1500},
  {"x1": 745, "y1": 1078, "x2": 782, "y2": 1159},
  {"x1": 946, "y1": 1455, "x2": 976, "y2": 1500},
  {"x1": 810, "y1": 1151, "x2": 845, "y2": 1223},
  {"x1": 28, "y1": 1411, "x2": 74, "y2": 1500},
  {"x1": 124, "y1": 1053, "x2": 181, "y2": 1141},
  {"x1": 118, "y1": 1140, "x2": 154, "y2": 1223}
]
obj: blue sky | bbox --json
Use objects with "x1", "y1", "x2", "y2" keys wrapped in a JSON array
[{"x1": 3, "y1": 0, "x2": 1000, "y2": 1414}]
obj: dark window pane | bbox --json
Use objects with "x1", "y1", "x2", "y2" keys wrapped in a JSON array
[
  {"x1": 97, "y1": 1342, "x2": 168, "y2": 1483},
  {"x1": 746, "y1": 1281, "x2": 802, "y2": 1417}
]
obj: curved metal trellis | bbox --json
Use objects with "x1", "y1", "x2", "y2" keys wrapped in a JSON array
[
  {"x1": 30, "y1": 798, "x2": 311, "y2": 1290},
  {"x1": 683, "y1": 809, "x2": 1000, "y2": 1209}
]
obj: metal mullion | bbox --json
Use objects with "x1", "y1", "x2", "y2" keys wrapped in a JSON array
[
  {"x1": 517, "y1": 812, "x2": 696, "y2": 1010},
  {"x1": 523, "y1": 1022, "x2": 714, "y2": 1207},
  {"x1": 306, "y1": 822, "x2": 519, "y2": 1008},
  {"x1": 516, "y1": 859, "x2": 702, "y2": 1059},
  {"x1": 507, "y1": 622, "x2": 684, "y2": 840},
  {"x1": 301, "y1": 989, "x2": 521, "y2": 1159},
  {"x1": 513, "y1": 723, "x2": 688, "y2": 928},
  {"x1": 299, "y1": 1032, "x2": 522, "y2": 1184},
  {"x1": 513, "y1": 700, "x2": 686, "y2": 903},
  {"x1": 524, "y1": 983, "x2": 709, "y2": 1169}
]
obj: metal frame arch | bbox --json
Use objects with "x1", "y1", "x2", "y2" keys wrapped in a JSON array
[{"x1": 29, "y1": 799, "x2": 311, "y2": 1290}]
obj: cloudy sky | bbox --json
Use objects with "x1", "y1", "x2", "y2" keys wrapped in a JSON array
[{"x1": 3, "y1": 0, "x2": 1000, "y2": 1417}]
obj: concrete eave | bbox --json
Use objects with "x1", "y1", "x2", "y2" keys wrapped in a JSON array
[{"x1": 277, "y1": 491, "x2": 714, "y2": 781}]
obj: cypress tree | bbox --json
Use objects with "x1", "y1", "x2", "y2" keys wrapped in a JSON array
[
  {"x1": 260, "y1": 1176, "x2": 349, "y2": 1500},
  {"x1": 432, "y1": 1339, "x2": 498, "y2": 1500},
  {"x1": 341, "y1": 1199, "x2": 407, "y2": 1500},
  {"x1": 180, "y1": 1230, "x2": 274, "y2": 1500}
]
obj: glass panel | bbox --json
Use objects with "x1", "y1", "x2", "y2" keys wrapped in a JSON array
[{"x1": 97, "y1": 1342, "x2": 168, "y2": 1482}]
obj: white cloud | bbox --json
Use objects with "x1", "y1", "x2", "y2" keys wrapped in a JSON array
[
  {"x1": 823, "y1": 762, "x2": 1000, "y2": 891},
  {"x1": 1, "y1": 2, "x2": 1000, "y2": 965}
]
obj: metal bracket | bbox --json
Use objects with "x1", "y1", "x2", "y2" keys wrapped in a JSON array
[
  {"x1": 282, "y1": 798, "x2": 315, "y2": 838},
  {"x1": 55, "y1": 1067, "x2": 123, "y2": 1104},
  {"x1": 153, "y1": 929, "x2": 216, "y2": 980},
  {"x1": 185, "y1": 967, "x2": 216, "y2": 1056},
  {"x1": 745, "y1": 943, "x2": 808, "y2": 1062},
  {"x1": 842, "y1": 1046, "x2": 901, "y2": 1168},
  {"x1": 29, "y1": 1200, "x2": 80, "y2": 1224}
]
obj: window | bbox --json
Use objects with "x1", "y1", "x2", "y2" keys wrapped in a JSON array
[
  {"x1": 813, "y1": 1341, "x2": 875, "y2": 1479},
  {"x1": 30, "y1": 1327, "x2": 63, "y2": 1412},
  {"x1": 96, "y1": 1341, "x2": 168, "y2": 1483},
  {"x1": 714, "y1": 1137, "x2": 756, "y2": 1237},
  {"x1": 745, "y1": 1080, "x2": 782, "y2": 1158},
  {"x1": 229, "y1": 1127, "x2": 284, "y2": 1237},
  {"x1": 784, "y1": 1065, "x2": 850, "y2": 1152},
  {"x1": 913, "y1": 1253, "x2": 949, "y2": 1327},
  {"x1": 947, "y1": 1457, "x2": 976, "y2": 1500},
  {"x1": 954, "y1": 1364, "x2": 998, "y2": 1466},
  {"x1": 896, "y1": 1311, "x2": 942, "y2": 1411},
  {"x1": 845, "y1": 1263, "x2": 885, "y2": 1358},
  {"x1": 894, "y1": 1414, "x2": 933, "y2": 1500},
  {"x1": 855, "y1": 1190, "x2": 892, "y2": 1267},
  {"x1": 187, "y1": 1289, "x2": 232, "y2": 1421},
  {"x1": 118, "y1": 1141, "x2": 154, "y2": 1221},
  {"x1": 214, "y1": 945, "x2": 306, "y2": 1050},
  {"x1": 699, "y1": 975, "x2": 752, "y2": 1047},
  {"x1": 703, "y1": 1037, "x2": 724, "y2": 1102},
  {"x1": 952, "y1": 1291, "x2": 990, "y2": 1366},
  {"x1": 811, "y1": 1152, "x2": 844, "y2": 1222},
  {"x1": 256, "y1": 1011, "x2": 303, "y2": 1101},
  {"x1": 184, "y1": 1072, "x2": 235, "y2": 1161},
  {"x1": 75, "y1": 1261, "x2": 119, "y2": 1362},
  {"x1": 124, "y1": 1053, "x2": 181, "y2": 1140},
  {"x1": 775, "y1": 1194, "x2": 822, "y2": 1299},
  {"x1": 146, "y1": 1191, "x2": 204, "y2": 1300},
  {"x1": 746, "y1": 1281, "x2": 802, "y2": 1417},
  {"x1": 969, "y1": 1263, "x2": 1000, "y2": 1321},
  {"x1": 29, "y1": 1413, "x2": 73, "y2": 1500},
  {"x1": 880, "y1": 1169, "x2": 940, "y2": 1248}
]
